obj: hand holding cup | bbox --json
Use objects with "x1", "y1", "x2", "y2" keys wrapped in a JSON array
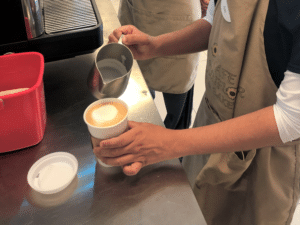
[{"x1": 83, "y1": 98, "x2": 128, "y2": 167}]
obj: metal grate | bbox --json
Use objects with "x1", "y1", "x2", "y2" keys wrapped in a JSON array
[{"x1": 44, "y1": 0, "x2": 98, "y2": 34}]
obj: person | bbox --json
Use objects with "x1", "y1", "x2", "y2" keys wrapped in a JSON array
[
  {"x1": 94, "y1": 0, "x2": 300, "y2": 224},
  {"x1": 117, "y1": 0, "x2": 203, "y2": 129}
]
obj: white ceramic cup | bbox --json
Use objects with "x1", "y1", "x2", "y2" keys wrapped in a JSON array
[{"x1": 83, "y1": 98, "x2": 128, "y2": 167}]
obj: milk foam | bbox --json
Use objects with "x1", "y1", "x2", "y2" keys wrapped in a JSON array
[{"x1": 92, "y1": 104, "x2": 118, "y2": 123}]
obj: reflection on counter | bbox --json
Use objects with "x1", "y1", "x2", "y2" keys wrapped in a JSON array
[
  {"x1": 90, "y1": 162, "x2": 188, "y2": 224},
  {"x1": 26, "y1": 176, "x2": 78, "y2": 208},
  {"x1": 0, "y1": 148, "x2": 40, "y2": 224},
  {"x1": 119, "y1": 75, "x2": 149, "y2": 107}
]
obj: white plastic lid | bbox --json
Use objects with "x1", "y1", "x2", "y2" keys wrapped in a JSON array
[{"x1": 27, "y1": 152, "x2": 78, "y2": 194}]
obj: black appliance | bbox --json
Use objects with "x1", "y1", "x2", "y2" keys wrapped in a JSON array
[{"x1": 0, "y1": 0, "x2": 103, "y2": 62}]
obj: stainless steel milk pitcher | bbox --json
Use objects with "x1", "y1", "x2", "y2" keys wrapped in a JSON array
[{"x1": 87, "y1": 36, "x2": 133, "y2": 99}]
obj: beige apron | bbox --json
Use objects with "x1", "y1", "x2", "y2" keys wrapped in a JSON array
[
  {"x1": 118, "y1": 0, "x2": 200, "y2": 94},
  {"x1": 183, "y1": 0, "x2": 300, "y2": 224}
]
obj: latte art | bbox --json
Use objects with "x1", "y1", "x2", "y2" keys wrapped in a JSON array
[
  {"x1": 91, "y1": 104, "x2": 118, "y2": 123},
  {"x1": 85, "y1": 101, "x2": 127, "y2": 127}
]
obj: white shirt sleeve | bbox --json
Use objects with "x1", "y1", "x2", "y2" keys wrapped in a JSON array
[
  {"x1": 203, "y1": 0, "x2": 215, "y2": 25},
  {"x1": 273, "y1": 70, "x2": 300, "y2": 143}
]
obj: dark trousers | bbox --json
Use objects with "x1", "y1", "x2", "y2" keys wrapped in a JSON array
[{"x1": 150, "y1": 86, "x2": 194, "y2": 130}]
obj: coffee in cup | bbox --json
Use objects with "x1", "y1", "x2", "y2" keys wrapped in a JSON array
[
  {"x1": 96, "y1": 59, "x2": 127, "y2": 84},
  {"x1": 85, "y1": 101, "x2": 127, "y2": 127},
  {"x1": 83, "y1": 98, "x2": 128, "y2": 167}
]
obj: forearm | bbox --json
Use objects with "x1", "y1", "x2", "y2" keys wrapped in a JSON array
[
  {"x1": 173, "y1": 106, "x2": 283, "y2": 157},
  {"x1": 153, "y1": 19, "x2": 212, "y2": 57}
]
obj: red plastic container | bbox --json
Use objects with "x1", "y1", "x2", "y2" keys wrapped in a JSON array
[{"x1": 0, "y1": 52, "x2": 46, "y2": 153}]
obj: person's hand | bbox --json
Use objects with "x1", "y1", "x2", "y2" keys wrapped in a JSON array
[
  {"x1": 93, "y1": 121, "x2": 180, "y2": 176},
  {"x1": 108, "y1": 25, "x2": 157, "y2": 60}
]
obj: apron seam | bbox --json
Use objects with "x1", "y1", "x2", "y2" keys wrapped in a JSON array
[{"x1": 285, "y1": 145, "x2": 298, "y2": 225}]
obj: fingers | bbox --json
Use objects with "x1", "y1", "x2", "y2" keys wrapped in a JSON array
[
  {"x1": 93, "y1": 120, "x2": 149, "y2": 175},
  {"x1": 97, "y1": 123, "x2": 139, "y2": 158},
  {"x1": 100, "y1": 121, "x2": 144, "y2": 149},
  {"x1": 128, "y1": 120, "x2": 142, "y2": 129},
  {"x1": 100, "y1": 153, "x2": 133, "y2": 166},
  {"x1": 122, "y1": 162, "x2": 143, "y2": 176},
  {"x1": 122, "y1": 33, "x2": 150, "y2": 46},
  {"x1": 108, "y1": 30, "x2": 121, "y2": 43},
  {"x1": 108, "y1": 25, "x2": 136, "y2": 43},
  {"x1": 101, "y1": 151, "x2": 143, "y2": 167},
  {"x1": 108, "y1": 26, "x2": 150, "y2": 46},
  {"x1": 100, "y1": 132, "x2": 132, "y2": 149}
]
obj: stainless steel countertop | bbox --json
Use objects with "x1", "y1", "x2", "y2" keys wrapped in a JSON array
[{"x1": 0, "y1": 0, "x2": 206, "y2": 224}]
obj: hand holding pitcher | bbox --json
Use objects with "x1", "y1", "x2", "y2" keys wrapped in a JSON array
[{"x1": 108, "y1": 25, "x2": 158, "y2": 61}]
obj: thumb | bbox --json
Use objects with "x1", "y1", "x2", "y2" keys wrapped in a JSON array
[{"x1": 122, "y1": 162, "x2": 143, "y2": 176}]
